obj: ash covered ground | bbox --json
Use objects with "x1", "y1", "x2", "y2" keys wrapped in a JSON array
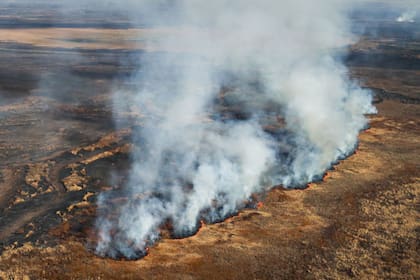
[{"x1": 0, "y1": 1, "x2": 419, "y2": 279}]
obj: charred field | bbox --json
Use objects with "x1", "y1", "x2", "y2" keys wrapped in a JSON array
[{"x1": 0, "y1": 2, "x2": 419, "y2": 279}]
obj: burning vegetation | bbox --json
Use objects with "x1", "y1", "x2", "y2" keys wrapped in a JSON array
[
  {"x1": 0, "y1": 0, "x2": 419, "y2": 279},
  {"x1": 92, "y1": 0, "x2": 377, "y2": 260}
]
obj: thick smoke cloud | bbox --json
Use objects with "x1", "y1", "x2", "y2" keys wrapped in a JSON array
[{"x1": 96, "y1": 0, "x2": 377, "y2": 259}]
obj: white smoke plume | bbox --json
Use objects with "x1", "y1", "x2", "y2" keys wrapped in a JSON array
[
  {"x1": 96, "y1": 0, "x2": 376, "y2": 259},
  {"x1": 396, "y1": 11, "x2": 417, "y2": 23}
]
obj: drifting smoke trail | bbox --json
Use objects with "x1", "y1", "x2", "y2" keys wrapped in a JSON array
[{"x1": 96, "y1": 0, "x2": 376, "y2": 259}]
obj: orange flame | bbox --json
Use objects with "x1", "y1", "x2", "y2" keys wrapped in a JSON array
[
  {"x1": 195, "y1": 220, "x2": 206, "y2": 235},
  {"x1": 322, "y1": 172, "x2": 332, "y2": 181}
]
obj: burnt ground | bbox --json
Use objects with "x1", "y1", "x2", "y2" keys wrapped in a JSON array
[{"x1": 0, "y1": 3, "x2": 419, "y2": 280}]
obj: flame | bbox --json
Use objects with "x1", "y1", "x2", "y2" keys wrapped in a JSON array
[
  {"x1": 306, "y1": 183, "x2": 315, "y2": 188},
  {"x1": 256, "y1": 201, "x2": 264, "y2": 209},
  {"x1": 322, "y1": 172, "x2": 332, "y2": 181},
  {"x1": 194, "y1": 220, "x2": 206, "y2": 235}
]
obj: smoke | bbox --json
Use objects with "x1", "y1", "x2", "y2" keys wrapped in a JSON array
[
  {"x1": 96, "y1": 0, "x2": 376, "y2": 259},
  {"x1": 396, "y1": 11, "x2": 417, "y2": 23}
]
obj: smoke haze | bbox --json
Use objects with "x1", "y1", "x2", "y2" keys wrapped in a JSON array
[
  {"x1": 396, "y1": 11, "x2": 417, "y2": 22},
  {"x1": 95, "y1": 0, "x2": 377, "y2": 259}
]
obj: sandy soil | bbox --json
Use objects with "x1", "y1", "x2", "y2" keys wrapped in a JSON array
[
  {"x1": 0, "y1": 28, "x2": 149, "y2": 50},
  {"x1": 0, "y1": 27, "x2": 212, "y2": 52}
]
